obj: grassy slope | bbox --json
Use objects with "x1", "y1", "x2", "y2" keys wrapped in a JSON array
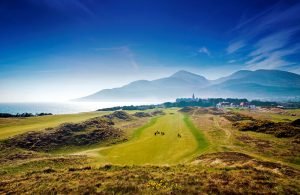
[
  {"x1": 228, "y1": 108, "x2": 300, "y2": 122},
  {"x1": 85, "y1": 111, "x2": 208, "y2": 165},
  {"x1": 1, "y1": 164, "x2": 299, "y2": 194},
  {"x1": 191, "y1": 112, "x2": 300, "y2": 168},
  {"x1": 1, "y1": 108, "x2": 299, "y2": 194},
  {"x1": 0, "y1": 112, "x2": 107, "y2": 140}
]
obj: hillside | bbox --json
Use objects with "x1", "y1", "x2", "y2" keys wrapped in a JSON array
[
  {"x1": 1, "y1": 108, "x2": 299, "y2": 194},
  {"x1": 77, "y1": 70, "x2": 210, "y2": 101},
  {"x1": 77, "y1": 69, "x2": 300, "y2": 101}
]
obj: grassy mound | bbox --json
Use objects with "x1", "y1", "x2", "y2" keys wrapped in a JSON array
[
  {"x1": 291, "y1": 119, "x2": 300, "y2": 127},
  {"x1": 150, "y1": 110, "x2": 165, "y2": 116},
  {"x1": 193, "y1": 152, "x2": 299, "y2": 175},
  {"x1": 179, "y1": 107, "x2": 224, "y2": 115},
  {"x1": 233, "y1": 119, "x2": 300, "y2": 138},
  {"x1": 0, "y1": 143, "x2": 45, "y2": 165},
  {"x1": 132, "y1": 112, "x2": 151, "y2": 118},
  {"x1": 5, "y1": 117, "x2": 123, "y2": 152},
  {"x1": 179, "y1": 107, "x2": 255, "y2": 122},
  {"x1": 178, "y1": 106, "x2": 196, "y2": 113},
  {"x1": 222, "y1": 111, "x2": 255, "y2": 122},
  {"x1": 103, "y1": 111, "x2": 133, "y2": 120}
]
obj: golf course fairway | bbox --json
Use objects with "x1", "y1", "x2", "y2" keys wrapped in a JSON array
[{"x1": 91, "y1": 111, "x2": 209, "y2": 165}]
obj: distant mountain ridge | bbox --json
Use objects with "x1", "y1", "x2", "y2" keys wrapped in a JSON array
[{"x1": 77, "y1": 69, "x2": 300, "y2": 101}]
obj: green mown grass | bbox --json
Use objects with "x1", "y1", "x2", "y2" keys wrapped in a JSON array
[
  {"x1": 131, "y1": 116, "x2": 159, "y2": 139},
  {"x1": 1, "y1": 109, "x2": 209, "y2": 166},
  {"x1": 183, "y1": 114, "x2": 209, "y2": 156},
  {"x1": 183, "y1": 114, "x2": 209, "y2": 150},
  {"x1": 87, "y1": 111, "x2": 209, "y2": 165},
  {"x1": 0, "y1": 112, "x2": 108, "y2": 140}
]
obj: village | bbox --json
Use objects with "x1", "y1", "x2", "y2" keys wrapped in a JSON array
[
  {"x1": 176, "y1": 93, "x2": 257, "y2": 109},
  {"x1": 216, "y1": 101, "x2": 256, "y2": 109}
]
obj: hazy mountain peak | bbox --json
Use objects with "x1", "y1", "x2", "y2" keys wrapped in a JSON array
[
  {"x1": 229, "y1": 70, "x2": 253, "y2": 78},
  {"x1": 171, "y1": 70, "x2": 202, "y2": 78},
  {"x1": 77, "y1": 69, "x2": 300, "y2": 102},
  {"x1": 233, "y1": 70, "x2": 252, "y2": 74}
]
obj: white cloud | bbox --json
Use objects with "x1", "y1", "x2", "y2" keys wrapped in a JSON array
[
  {"x1": 249, "y1": 29, "x2": 297, "y2": 57},
  {"x1": 227, "y1": 2, "x2": 300, "y2": 73},
  {"x1": 247, "y1": 45, "x2": 300, "y2": 70},
  {"x1": 233, "y1": 2, "x2": 300, "y2": 39},
  {"x1": 245, "y1": 54, "x2": 266, "y2": 65},
  {"x1": 30, "y1": 0, "x2": 95, "y2": 17},
  {"x1": 226, "y1": 40, "x2": 245, "y2": 54},
  {"x1": 228, "y1": 60, "x2": 236, "y2": 64},
  {"x1": 245, "y1": 29, "x2": 300, "y2": 70},
  {"x1": 198, "y1": 47, "x2": 211, "y2": 56}
]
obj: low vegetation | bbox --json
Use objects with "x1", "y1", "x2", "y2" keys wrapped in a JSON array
[
  {"x1": 1, "y1": 154, "x2": 299, "y2": 194},
  {"x1": 5, "y1": 117, "x2": 124, "y2": 152},
  {"x1": 133, "y1": 111, "x2": 151, "y2": 118},
  {"x1": 233, "y1": 119, "x2": 300, "y2": 138},
  {"x1": 222, "y1": 111, "x2": 255, "y2": 122},
  {"x1": 150, "y1": 110, "x2": 165, "y2": 116},
  {"x1": 0, "y1": 107, "x2": 299, "y2": 194},
  {"x1": 103, "y1": 110, "x2": 133, "y2": 121},
  {"x1": 97, "y1": 104, "x2": 157, "y2": 111},
  {"x1": 0, "y1": 112, "x2": 52, "y2": 118},
  {"x1": 179, "y1": 106, "x2": 223, "y2": 115},
  {"x1": 165, "y1": 98, "x2": 282, "y2": 107}
]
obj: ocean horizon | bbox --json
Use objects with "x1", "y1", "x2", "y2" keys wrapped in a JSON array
[{"x1": 0, "y1": 101, "x2": 160, "y2": 115}]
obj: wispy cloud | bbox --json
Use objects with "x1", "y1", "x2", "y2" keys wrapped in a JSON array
[
  {"x1": 95, "y1": 46, "x2": 139, "y2": 69},
  {"x1": 226, "y1": 40, "x2": 245, "y2": 54},
  {"x1": 227, "y1": 2, "x2": 300, "y2": 72},
  {"x1": 247, "y1": 44, "x2": 300, "y2": 70},
  {"x1": 232, "y1": 2, "x2": 279, "y2": 33},
  {"x1": 30, "y1": 0, "x2": 95, "y2": 17},
  {"x1": 245, "y1": 29, "x2": 300, "y2": 69},
  {"x1": 233, "y1": 2, "x2": 300, "y2": 39},
  {"x1": 249, "y1": 29, "x2": 297, "y2": 57},
  {"x1": 228, "y1": 60, "x2": 236, "y2": 64},
  {"x1": 198, "y1": 47, "x2": 211, "y2": 56}
]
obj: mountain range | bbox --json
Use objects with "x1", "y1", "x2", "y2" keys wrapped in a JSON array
[{"x1": 77, "y1": 69, "x2": 300, "y2": 102}]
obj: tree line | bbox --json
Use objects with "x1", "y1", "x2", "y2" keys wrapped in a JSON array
[
  {"x1": 97, "y1": 98, "x2": 286, "y2": 112},
  {"x1": 164, "y1": 98, "x2": 279, "y2": 108},
  {"x1": 0, "y1": 112, "x2": 53, "y2": 118}
]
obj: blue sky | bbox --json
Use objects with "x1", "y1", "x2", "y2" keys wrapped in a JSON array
[{"x1": 0, "y1": 0, "x2": 300, "y2": 102}]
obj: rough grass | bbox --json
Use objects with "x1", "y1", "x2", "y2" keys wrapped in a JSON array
[
  {"x1": 1, "y1": 162, "x2": 299, "y2": 194},
  {"x1": 229, "y1": 108, "x2": 300, "y2": 122},
  {"x1": 233, "y1": 119, "x2": 300, "y2": 138},
  {"x1": 4, "y1": 117, "x2": 124, "y2": 152},
  {"x1": 0, "y1": 108, "x2": 299, "y2": 194},
  {"x1": 191, "y1": 109, "x2": 300, "y2": 169}
]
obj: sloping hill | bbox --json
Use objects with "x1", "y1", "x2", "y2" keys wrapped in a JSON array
[
  {"x1": 216, "y1": 69, "x2": 300, "y2": 88},
  {"x1": 78, "y1": 70, "x2": 210, "y2": 101},
  {"x1": 77, "y1": 69, "x2": 300, "y2": 101},
  {"x1": 208, "y1": 69, "x2": 300, "y2": 98}
]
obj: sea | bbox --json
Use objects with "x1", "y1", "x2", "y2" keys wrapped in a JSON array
[{"x1": 0, "y1": 102, "x2": 159, "y2": 115}]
